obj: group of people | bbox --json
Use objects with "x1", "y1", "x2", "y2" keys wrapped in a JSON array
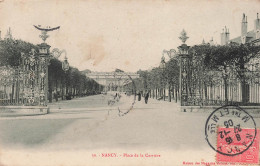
[{"x1": 137, "y1": 90, "x2": 149, "y2": 104}]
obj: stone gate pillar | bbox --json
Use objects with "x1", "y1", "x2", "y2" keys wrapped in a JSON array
[
  {"x1": 178, "y1": 30, "x2": 191, "y2": 106},
  {"x1": 38, "y1": 43, "x2": 51, "y2": 106}
]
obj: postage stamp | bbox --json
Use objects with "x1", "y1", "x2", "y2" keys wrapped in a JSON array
[
  {"x1": 216, "y1": 128, "x2": 259, "y2": 164},
  {"x1": 205, "y1": 105, "x2": 259, "y2": 164}
]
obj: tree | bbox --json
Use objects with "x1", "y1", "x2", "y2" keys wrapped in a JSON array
[
  {"x1": 191, "y1": 43, "x2": 260, "y2": 104},
  {"x1": 0, "y1": 38, "x2": 104, "y2": 102},
  {"x1": 165, "y1": 57, "x2": 180, "y2": 102},
  {"x1": 0, "y1": 38, "x2": 36, "y2": 67}
]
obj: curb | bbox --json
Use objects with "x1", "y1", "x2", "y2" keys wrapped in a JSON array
[{"x1": 0, "y1": 106, "x2": 49, "y2": 117}]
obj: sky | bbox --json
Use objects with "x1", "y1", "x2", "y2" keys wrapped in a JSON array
[{"x1": 0, "y1": 0, "x2": 260, "y2": 72}]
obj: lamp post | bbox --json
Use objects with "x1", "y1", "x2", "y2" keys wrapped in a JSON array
[
  {"x1": 62, "y1": 55, "x2": 70, "y2": 99},
  {"x1": 159, "y1": 55, "x2": 166, "y2": 101},
  {"x1": 38, "y1": 43, "x2": 51, "y2": 105},
  {"x1": 62, "y1": 56, "x2": 70, "y2": 72},
  {"x1": 34, "y1": 25, "x2": 72, "y2": 103},
  {"x1": 163, "y1": 49, "x2": 177, "y2": 59},
  {"x1": 178, "y1": 29, "x2": 191, "y2": 106}
]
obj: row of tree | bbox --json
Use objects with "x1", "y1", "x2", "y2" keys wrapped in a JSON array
[
  {"x1": 136, "y1": 42, "x2": 260, "y2": 104},
  {"x1": 48, "y1": 58, "x2": 103, "y2": 102},
  {"x1": 0, "y1": 38, "x2": 103, "y2": 102},
  {"x1": 136, "y1": 57, "x2": 180, "y2": 102}
]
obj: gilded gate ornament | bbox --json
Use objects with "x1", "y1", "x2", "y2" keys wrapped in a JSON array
[
  {"x1": 179, "y1": 29, "x2": 189, "y2": 44},
  {"x1": 19, "y1": 48, "x2": 49, "y2": 106}
]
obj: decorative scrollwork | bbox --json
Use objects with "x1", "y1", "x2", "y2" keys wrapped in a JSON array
[{"x1": 51, "y1": 48, "x2": 67, "y2": 59}]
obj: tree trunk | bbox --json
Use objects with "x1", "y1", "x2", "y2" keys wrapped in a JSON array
[
  {"x1": 172, "y1": 86, "x2": 175, "y2": 100},
  {"x1": 61, "y1": 79, "x2": 64, "y2": 100},
  {"x1": 16, "y1": 79, "x2": 19, "y2": 103},
  {"x1": 168, "y1": 85, "x2": 171, "y2": 102},
  {"x1": 48, "y1": 84, "x2": 53, "y2": 103},
  {"x1": 11, "y1": 79, "x2": 15, "y2": 102},
  {"x1": 177, "y1": 87, "x2": 180, "y2": 102},
  {"x1": 204, "y1": 82, "x2": 208, "y2": 102},
  {"x1": 223, "y1": 77, "x2": 228, "y2": 105},
  {"x1": 163, "y1": 88, "x2": 166, "y2": 101},
  {"x1": 241, "y1": 79, "x2": 250, "y2": 104},
  {"x1": 56, "y1": 79, "x2": 58, "y2": 94},
  {"x1": 66, "y1": 84, "x2": 68, "y2": 96},
  {"x1": 73, "y1": 87, "x2": 76, "y2": 98},
  {"x1": 175, "y1": 87, "x2": 178, "y2": 103}
]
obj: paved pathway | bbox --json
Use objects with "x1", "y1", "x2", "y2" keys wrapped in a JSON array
[{"x1": 0, "y1": 94, "x2": 259, "y2": 166}]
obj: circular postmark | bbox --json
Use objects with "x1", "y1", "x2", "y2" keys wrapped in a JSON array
[
  {"x1": 106, "y1": 71, "x2": 136, "y2": 117},
  {"x1": 117, "y1": 73, "x2": 136, "y2": 116},
  {"x1": 205, "y1": 105, "x2": 257, "y2": 156}
]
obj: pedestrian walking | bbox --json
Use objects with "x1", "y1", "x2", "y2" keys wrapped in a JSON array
[
  {"x1": 137, "y1": 91, "x2": 141, "y2": 101},
  {"x1": 145, "y1": 91, "x2": 149, "y2": 104}
]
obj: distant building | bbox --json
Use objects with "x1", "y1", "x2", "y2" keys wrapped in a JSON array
[
  {"x1": 86, "y1": 71, "x2": 139, "y2": 92},
  {"x1": 220, "y1": 26, "x2": 230, "y2": 45},
  {"x1": 221, "y1": 13, "x2": 260, "y2": 45},
  {"x1": 202, "y1": 37, "x2": 216, "y2": 46},
  {"x1": 5, "y1": 27, "x2": 13, "y2": 39},
  {"x1": 209, "y1": 37, "x2": 215, "y2": 45}
]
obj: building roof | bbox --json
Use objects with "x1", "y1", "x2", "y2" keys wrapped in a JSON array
[{"x1": 230, "y1": 30, "x2": 257, "y2": 44}]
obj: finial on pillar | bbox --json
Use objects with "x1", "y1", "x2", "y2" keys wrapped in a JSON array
[
  {"x1": 39, "y1": 31, "x2": 49, "y2": 43},
  {"x1": 5, "y1": 27, "x2": 13, "y2": 39},
  {"x1": 242, "y1": 13, "x2": 247, "y2": 22},
  {"x1": 179, "y1": 29, "x2": 189, "y2": 44},
  {"x1": 34, "y1": 25, "x2": 60, "y2": 43}
]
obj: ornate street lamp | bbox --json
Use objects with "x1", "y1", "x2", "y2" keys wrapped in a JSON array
[
  {"x1": 62, "y1": 56, "x2": 70, "y2": 72},
  {"x1": 51, "y1": 48, "x2": 69, "y2": 72},
  {"x1": 163, "y1": 49, "x2": 177, "y2": 59},
  {"x1": 159, "y1": 55, "x2": 166, "y2": 69},
  {"x1": 159, "y1": 55, "x2": 166, "y2": 101}
]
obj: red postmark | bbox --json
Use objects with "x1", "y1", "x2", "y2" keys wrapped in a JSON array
[{"x1": 216, "y1": 128, "x2": 259, "y2": 164}]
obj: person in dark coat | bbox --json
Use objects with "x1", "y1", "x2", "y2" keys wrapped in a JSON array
[
  {"x1": 137, "y1": 91, "x2": 141, "y2": 101},
  {"x1": 145, "y1": 91, "x2": 149, "y2": 104}
]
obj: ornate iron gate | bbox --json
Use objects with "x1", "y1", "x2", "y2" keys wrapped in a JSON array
[
  {"x1": 179, "y1": 51, "x2": 260, "y2": 107},
  {"x1": 178, "y1": 31, "x2": 260, "y2": 107},
  {"x1": 0, "y1": 48, "x2": 49, "y2": 106}
]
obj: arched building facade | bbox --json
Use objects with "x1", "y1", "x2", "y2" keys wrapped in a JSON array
[{"x1": 86, "y1": 71, "x2": 139, "y2": 92}]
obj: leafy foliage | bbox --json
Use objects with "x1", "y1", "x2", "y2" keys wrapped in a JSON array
[
  {"x1": 0, "y1": 38, "x2": 103, "y2": 101},
  {"x1": 0, "y1": 39, "x2": 36, "y2": 66}
]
